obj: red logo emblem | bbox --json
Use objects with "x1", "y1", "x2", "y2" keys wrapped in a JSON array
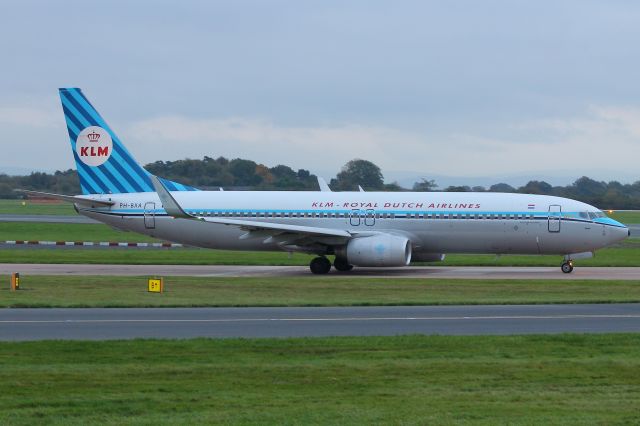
[{"x1": 87, "y1": 131, "x2": 101, "y2": 142}]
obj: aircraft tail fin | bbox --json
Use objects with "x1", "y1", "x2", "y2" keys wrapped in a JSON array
[{"x1": 59, "y1": 88, "x2": 198, "y2": 195}]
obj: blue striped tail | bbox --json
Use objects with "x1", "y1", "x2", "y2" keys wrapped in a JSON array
[{"x1": 59, "y1": 88, "x2": 198, "y2": 195}]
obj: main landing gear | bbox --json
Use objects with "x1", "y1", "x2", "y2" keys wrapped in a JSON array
[
  {"x1": 561, "y1": 260, "x2": 574, "y2": 274},
  {"x1": 333, "y1": 257, "x2": 354, "y2": 272},
  {"x1": 310, "y1": 256, "x2": 332, "y2": 274},
  {"x1": 309, "y1": 256, "x2": 354, "y2": 274}
]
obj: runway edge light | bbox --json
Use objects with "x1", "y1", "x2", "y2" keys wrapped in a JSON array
[
  {"x1": 10, "y1": 273, "x2": 20, "y2": 291},
  {"x1": 148, "y1": 277, "x2": 163, "y2": 293}
]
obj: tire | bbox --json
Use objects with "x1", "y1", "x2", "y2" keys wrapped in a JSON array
[
  {"x1": 310, "y1": 257, "x2": 332, "y2": 274},
  {"x1": 561, "y1": 262, "x2": 573, "y2": 274},
  {"x1": 333, "y1": 257, "x2": 354, "y2": 272}
]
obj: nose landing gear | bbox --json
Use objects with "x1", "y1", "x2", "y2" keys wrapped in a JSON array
[{"x1": 561, "y1": 260, "x2": 574, "y2": 274}]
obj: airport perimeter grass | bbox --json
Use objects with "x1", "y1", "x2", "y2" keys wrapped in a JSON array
[
  {"x1": 2, "y1": 275, "x2": 640, "y2": 307},
  {"x1": 1, "y1": 335, "x2": 639, "y2": 425},
  {"x1": 607, "y1": 210, "x2": 640, "y2": 224},
  {"x1": 0, "y1": 199, "x2": 76, "y2": 215},
  {"x1": 0, "y1": 222, "x2": 161, "y2": 243}
]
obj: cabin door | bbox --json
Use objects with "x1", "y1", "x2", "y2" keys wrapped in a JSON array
[
  {"x1": 548, "y1": 205, "x2": 561, "y2": 233},
  {"x1": 144, "y1": 202, "x2": 156, "y2": 229}
]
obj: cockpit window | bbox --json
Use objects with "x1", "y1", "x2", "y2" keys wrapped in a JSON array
[
  {"x1": 588, "y1": 212, "x2": 598, "y2": 220},
  {"x1": 579, "y1": 212, "x2": 589, "y2": 219}
]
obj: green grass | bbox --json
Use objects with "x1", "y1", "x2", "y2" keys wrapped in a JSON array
[
  {"x1": 1, "y1": 335, "x2": 639, "y2": 425},
  {"x1": 2, "y1": 275, "x2": 640, "y2": 307},
  {"x1": 0, "y1": 199, "x2": 76, "y2": 215},
  {"x1": 607, "y1": 210, "x2": 640, "y2": 224},
  {"x1": 0, "y1": 222, "x2": 161, "y2": 243}
]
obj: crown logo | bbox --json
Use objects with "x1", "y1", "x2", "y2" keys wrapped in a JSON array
[{"x1": 87, "y1": 131, "x2": 101, "y2": 142}]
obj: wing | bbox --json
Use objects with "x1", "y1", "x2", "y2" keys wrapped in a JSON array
[{"x1": 150, "y1": 175, "x2": 353, "y2": 249}]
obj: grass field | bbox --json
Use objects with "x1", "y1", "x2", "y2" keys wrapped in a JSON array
[
  {"x1": 606, "y1": 210, "x2": 640, "y2": 224},
  {"x1": 0, "y1": 199, "x2": 76, "y2": 215},
  {"x1": 1, "y1": 335, "x2": 639, "y2": 425},
  {"x1": 2, "y1": 275, "x2": 640, "y2": 307},
  {"x1": 0, "y1": 222, "x2": 161, "y2": 243}
]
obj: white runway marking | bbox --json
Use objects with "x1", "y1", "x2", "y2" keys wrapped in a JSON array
[{"x1": 3, "y1": 314, "x2": 640, "y2": 324}]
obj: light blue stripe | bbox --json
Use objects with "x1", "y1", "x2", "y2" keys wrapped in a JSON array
[
  {"x1": 106, "y1": 208, "x2": 572, "y2": 216},
  {"x1": 73, "y1": 151, "x2": 110, "y2": 193},
  {"x1": 79, "y1": 182, "x2": 90, "y2": 195}
]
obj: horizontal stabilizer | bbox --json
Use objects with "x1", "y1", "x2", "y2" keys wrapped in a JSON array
[{"x1": 18, "y1": 189, "x2": 114, "y2": 207}]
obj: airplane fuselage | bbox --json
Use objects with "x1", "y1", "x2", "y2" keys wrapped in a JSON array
[{"x1": 79, "y1": 190, "x2": 629, "y2": 258}]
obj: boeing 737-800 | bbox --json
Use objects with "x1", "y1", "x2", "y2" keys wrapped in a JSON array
[{"x1": 24, "y1": 88, "x2": 630, "y2": 274}]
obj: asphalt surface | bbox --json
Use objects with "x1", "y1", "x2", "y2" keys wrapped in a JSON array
[
  {"x1": 2, "y1": 263, "x2": 640, "y2": 280},
  {"x1": 1, "y1": 304, "x2": 639, "y2": 341}
]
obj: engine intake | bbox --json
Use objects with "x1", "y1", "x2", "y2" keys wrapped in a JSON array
[{"x1": 338, "y1": 234, "x2": 412, "y2": 267}]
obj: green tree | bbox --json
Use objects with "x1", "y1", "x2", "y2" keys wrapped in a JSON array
[
  {"x1": 489, "y1": 183, "x2": 516, "y2": 193},
  {"x1": 444, "y1": 185, "x2": 472, "y2": 192},
  {"x1": 412, "y1": 178, "x2": 438, "y2": 192},
  {"x1": 330, "y1": 159, "x2": 384, "y2": 191},
  {"x1": 518, "y1": 181, "x2": 553, "y2": 195}
]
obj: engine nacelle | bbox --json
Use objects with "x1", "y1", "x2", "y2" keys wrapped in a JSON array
[
  {"x1": 339, "y1": 234, "x2": 412, "y2": 267},
  {"x1": 410, "y1": 253, "x2": 446, "y2": 263}
]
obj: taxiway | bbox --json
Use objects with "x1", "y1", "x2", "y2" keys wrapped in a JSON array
[
  {"x1": 2, "y1": 264, "x2": 640, "y2": 279},
  {"x1": 1, "y1": 304, "x2": 639, "y2": 340}
]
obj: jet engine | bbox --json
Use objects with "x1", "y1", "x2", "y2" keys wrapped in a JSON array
[{"x1": 337, "y1": 234, "x2": 412, "y2": 267}]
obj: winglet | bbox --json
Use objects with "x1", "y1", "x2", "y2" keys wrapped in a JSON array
[
  {"x1": 150, "y1": 175, "x2": 192, "y2": 219},
  {"x1": 317, "y1": 177, "x2": 332, "y2": 192}
]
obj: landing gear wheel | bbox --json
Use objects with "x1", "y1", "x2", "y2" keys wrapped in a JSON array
[
  {"x1": 333, "y1": 257, "x2": 354, "y2": 272},
  {"x1": 561, "y1": 261, "x2": 574, "y2": 274},
  {"x1": 310, "y1": 256, "x2": 332, "y2": 274}
]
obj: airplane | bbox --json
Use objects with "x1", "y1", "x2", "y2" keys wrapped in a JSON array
[{"x1": 24, "y1": 88, "x2": 630, "y2": 274}]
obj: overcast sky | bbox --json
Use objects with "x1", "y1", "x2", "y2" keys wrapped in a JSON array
[{"x1": 1, "y1": 0, "x2": 640, "y2": 186}]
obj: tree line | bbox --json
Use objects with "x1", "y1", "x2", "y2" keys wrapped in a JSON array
[{"x1": 2, "y1": 157, "x2": 639, "y2": 209}]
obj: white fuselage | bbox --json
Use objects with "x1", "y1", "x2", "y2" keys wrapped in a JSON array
[{"x1": 78, "y1": 190, "x2": 629, "y2": 258}]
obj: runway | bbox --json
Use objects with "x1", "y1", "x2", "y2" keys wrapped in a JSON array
[
  {"x1": 1, "y1": 304, "x2": 639, "y2": 340},
  {"x1": 2, "y1": 263, "x2": 640, "y2": 279}
]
